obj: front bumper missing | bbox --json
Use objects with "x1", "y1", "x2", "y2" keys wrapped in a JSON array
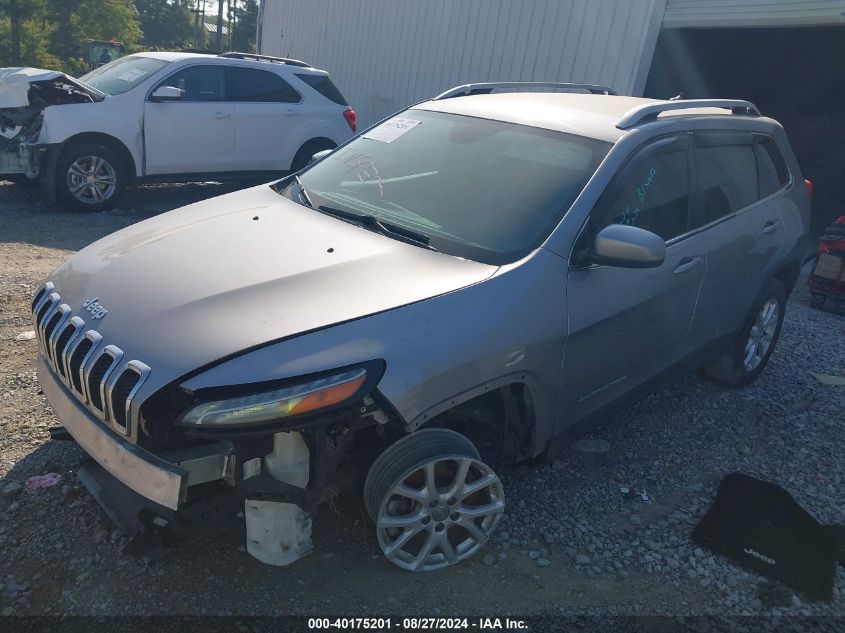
[
  {"x1": 0, "y1": 143, "x2": 40, "y2": 177},
  {"x1": 38, "y1": 358, "x2": 232, "y2": 510}
]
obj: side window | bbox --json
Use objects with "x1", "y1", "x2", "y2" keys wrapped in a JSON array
[
  {"x1": 229, "y1": 67, "x2": 301, "y2": 103},
  {"x1": 156, "y1": 65, "x2": 224, "y2": 102},
  {"x1": 694, "y1": 132, "x2": 758, "y2": 224},
  {"x1": 591, "y1": 136, "x2": 690, "y2": 243},
  {"x1": 295, "y1": 73, "x2": 348, "y2": 105},
  {"x1": 755, "y1": 135, "x2": 790, "y2": 197}
]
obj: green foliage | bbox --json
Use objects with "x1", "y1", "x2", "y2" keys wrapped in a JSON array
[
  {"x1": 0, "y1": 0, "x2": 147, "y2": 72},
  {"x1": 231, "y1": 0, "x2": 258, "y2": 53},
  {"x1": 135, "y1": 0, "x2": 193, "y2": 49}
]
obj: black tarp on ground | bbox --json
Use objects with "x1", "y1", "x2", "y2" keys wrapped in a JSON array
[{"x1": 693, "y1": 472, "x2": 842, "y2": 601}]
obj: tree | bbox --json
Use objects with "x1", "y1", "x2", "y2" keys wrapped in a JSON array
[
  {"x1": 73, "y1": 0, "x2": 141, "y2": 49},
  {"x1": 0, "y1": 0, "x2": 45, "y2": 65},
  {"x1": 135, "y1": 0, "x2": 193, "y2": 49},
  {"x1": 230, "y1": 0, "x2": 257, "y2": 53}
]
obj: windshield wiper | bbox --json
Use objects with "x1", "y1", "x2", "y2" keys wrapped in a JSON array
[
  {"x1": 317, "y1": 205, "x2": 438, "y2": 252},
  {"x1": 294, "y1": 175, "x2": 314, "y2": 208}
]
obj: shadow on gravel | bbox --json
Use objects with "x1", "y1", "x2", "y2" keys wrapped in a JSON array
[{"x1": 0, "y1": 179, "x2": 263, "y2": 252}]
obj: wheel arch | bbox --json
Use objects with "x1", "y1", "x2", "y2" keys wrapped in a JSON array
[
  {"x1": 409, "y1": 374, "x2": 545, "y2": 463},
  {"x1": 291, "y1": 136, "x2": 338, "y2": 172},
  {"x1": 773, "y1": 258, "x2": 801, "y2": 297},
  {"x1": 57, "y1": 132, "x2": 137, "y2": 183}
]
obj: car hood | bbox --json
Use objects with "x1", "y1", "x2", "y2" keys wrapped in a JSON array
[
  {"x1": 48, "y1": 185, "x2": 497, "y2": 384},
  {"x1": 0, "y1": 67, "x2": 104, "y2": 108}
]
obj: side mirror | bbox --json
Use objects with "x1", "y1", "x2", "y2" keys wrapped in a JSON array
[
  {"x1": 591, "y1": 224, "x2": 666, "y2": 268},
  {"x1": 150, "y1": 86, "x2": 184, "y2": 102},
  {"x1": 310, "y1": 149, "x2": 333, "y2": 165}
]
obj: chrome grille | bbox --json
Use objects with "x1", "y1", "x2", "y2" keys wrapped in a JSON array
[{"x1": 31, "y1": 282, "x2": 150, "y2": 436}]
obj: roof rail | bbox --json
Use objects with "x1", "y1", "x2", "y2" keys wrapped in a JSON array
[
  {"x1": 435, "y1": 82, "x2": 617, "y2": 100},
  {"x1": 219, "y1": 51, "x2": 311, "y2": 68},
  {"x1": 616, "y1": 99, "x2": 761, "y2": 130}
]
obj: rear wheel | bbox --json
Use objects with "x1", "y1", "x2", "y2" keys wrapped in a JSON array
[
  {"x1": 56, "y1": 141, "x2": 125, "y2": 212},
  {"x1": 364, "y1": 429, "x2": 505, "y2": 571},
  {"x1": 703, "y1": 278, "x2": 786, "y2": 387}
]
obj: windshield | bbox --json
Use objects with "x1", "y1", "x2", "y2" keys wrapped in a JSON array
[
  {"x1": 294, "y1": 109, "x2": 611, "y2": 264},
  {"x1": 79, "y1": 56, "x2": 169, "y2": 96}
]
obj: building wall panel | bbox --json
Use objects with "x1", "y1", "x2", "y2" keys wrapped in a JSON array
[{"x1": 259, "y1": 0, "x2": 665, "y2": 127}]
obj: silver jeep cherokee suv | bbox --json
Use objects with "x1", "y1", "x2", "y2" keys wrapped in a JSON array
[{"x1": 32, "y1": 82, "x2": 810, "y2": 571}]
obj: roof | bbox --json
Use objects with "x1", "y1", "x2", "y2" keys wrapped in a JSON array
[
  {"x1": 416, "y1": 92, "x2": 662, "y2": 143},
  {"x1": 130, "y1": 51, "x2": 211, "y2": 62},
  {"x1": 416, "y1": 92, "x2": 767, "y2": 142}
]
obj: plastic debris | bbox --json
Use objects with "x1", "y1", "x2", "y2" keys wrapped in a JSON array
[
  {"x1": 810, "y1": 372, "x2": 845, "y2": 386},
  {"x1": 14, "y1": 331, "x2": 35, "y2": 341},
  {"x1": 620, "y1": 484, "x2": 652, "y2": 504},
  {"x1": 25, "y1": 473, "x2": 61, "y2": 492}
]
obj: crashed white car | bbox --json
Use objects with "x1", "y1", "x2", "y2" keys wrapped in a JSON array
[{"x1": 0, "y1": 52, "x2": 356, "y2": 211}]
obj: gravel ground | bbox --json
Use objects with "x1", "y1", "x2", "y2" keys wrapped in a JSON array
[{"x1": 0, "y1": 179, "x2": 844, "y2": 620}]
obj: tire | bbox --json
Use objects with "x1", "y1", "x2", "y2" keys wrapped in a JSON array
[
  {"x1": 703, "y1": 277, "x2": 787, "y2": 387},
  {"x1": 364, "y1": 428, "x2": 504, "y2": 571},
  {"x1": 836, "y1": 299, "x2": 845, "y2": 316},
  {"x1": 810, "y1": 292, "x2": 826, "y2": 310},
  {"x1": 290, "y1": 139, "x2": 336, "y2": 174},
  {"x1": 55, "y1": 141, "x2": 125, "y2": 212}
]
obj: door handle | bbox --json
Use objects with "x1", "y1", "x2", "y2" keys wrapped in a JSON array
[
  {"x1": 213, "y1": 111, "x2": 231, "y2": 119},
  {"x1": 761, "y1": 220, "x2": 782, "y2": 235},
  {"x1": 673, "y1": 256, "x2": 703, "y2": 274},
  {"x1": 283, "y1": 109, "x2": 298, "y2": 117}
]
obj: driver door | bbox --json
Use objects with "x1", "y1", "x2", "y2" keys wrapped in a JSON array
[
  {"x1": 561, "y1": 135, "x2": 707, "y2": 425},
  {"x1": 144, "y1": 64, "x2": 234, "y2": 175}
]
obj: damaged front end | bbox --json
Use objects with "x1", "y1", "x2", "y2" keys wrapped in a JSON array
[{"x1": 0, "y1": 68, "x2": 103, "y2": 178}]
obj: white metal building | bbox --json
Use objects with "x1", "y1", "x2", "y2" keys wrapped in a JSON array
[{"x1": 257, "y1": 0, "x2": 845, "y2": 127}]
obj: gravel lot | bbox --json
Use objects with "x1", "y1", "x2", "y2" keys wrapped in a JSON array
[{"x1": 0, "y1": 180, "x2": 843, "y2": 619}]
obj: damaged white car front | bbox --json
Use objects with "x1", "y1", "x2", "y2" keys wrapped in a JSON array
[{"x1": 0, "y1": 67, "x2": 104, "y2": 181}]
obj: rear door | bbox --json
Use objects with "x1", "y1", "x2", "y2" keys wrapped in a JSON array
[
  {"x1": 229, "y1": 66, "x2": 302, "y2": 171},
  {"x1": 562, "y1": 135, "x2": 707, "y2": 423},
  {"x1": 143, "y1": 64, "x2": 234, "y2": 175},
  {"x1": 684, "y1": 131, "x2": 788, "y2": 354}
]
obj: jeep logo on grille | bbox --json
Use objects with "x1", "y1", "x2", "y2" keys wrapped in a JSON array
[{"x1": 82, "y1": 297, "x2": 108, "y2": 320}]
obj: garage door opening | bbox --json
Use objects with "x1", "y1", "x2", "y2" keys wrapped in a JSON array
[{"x1": 645, "y1": 26, "x2": 845, "y2": 243}]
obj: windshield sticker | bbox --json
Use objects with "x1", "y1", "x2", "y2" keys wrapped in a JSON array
[
  {"x1": 116, "y1": 69, "x2": 147, "y2": 82},
  {"x1": 363, "y1": 117, "x2": 421, "y2": 143}
]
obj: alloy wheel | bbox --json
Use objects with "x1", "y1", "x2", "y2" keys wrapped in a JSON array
[
  {"x1": 376, "y1": 455, "x2": 504, "y2": 571},
  {"x1": 66, "y1": 155, "x2": 117, "y2": 205},
  {"x1": 743, "y1": 298, "x2": 779, "y2": 372}
]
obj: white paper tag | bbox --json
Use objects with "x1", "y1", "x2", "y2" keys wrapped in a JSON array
[
  {"x1": 116, "y1": 69, "x2": 147, "y2": 82},
  {"x1": 363, "y1": 117, "x2": 421, "y2": 143}
]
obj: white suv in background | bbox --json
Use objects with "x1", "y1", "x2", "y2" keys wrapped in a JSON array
[{"x1": 0, "y1": 52, "x2": 356, "y2": 211}]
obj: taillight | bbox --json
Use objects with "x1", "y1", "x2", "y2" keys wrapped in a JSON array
[
  {"x1": 804, "y1": 178, "x2": 813, "y2": 199},
  {"x1": 343, "y1": 108, "x2": 356, "y2": 132}
]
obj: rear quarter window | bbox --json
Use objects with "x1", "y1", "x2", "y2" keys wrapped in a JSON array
[
  {"x1": 694, "y1": 132, "x2": 758, "y2": 224},
  {"x1": 755, "y1": 135, "x2": 790, "y2": 197},
  {"x1": 295, "y1": 73, "x2": 348, "y2": 105},
  {"x1": 229, "y1": 67, "x2": 300, "y2": 103}
]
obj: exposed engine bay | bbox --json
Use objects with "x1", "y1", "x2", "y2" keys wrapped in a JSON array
[{"x1": 0, "y1": 68, "x2": 100, "y2": 175}]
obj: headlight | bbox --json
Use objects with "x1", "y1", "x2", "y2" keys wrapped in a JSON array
[{"x1": 179, "y1": 367, "x2": 368, "y2": 427}]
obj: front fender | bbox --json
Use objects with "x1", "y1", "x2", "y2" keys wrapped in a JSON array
[
  {"x1": 180, "y1": 250, "x2": 569, "y2": 457},
  {"x1": 39, "y1": 101, "x2": 143, "y2": 176}
]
